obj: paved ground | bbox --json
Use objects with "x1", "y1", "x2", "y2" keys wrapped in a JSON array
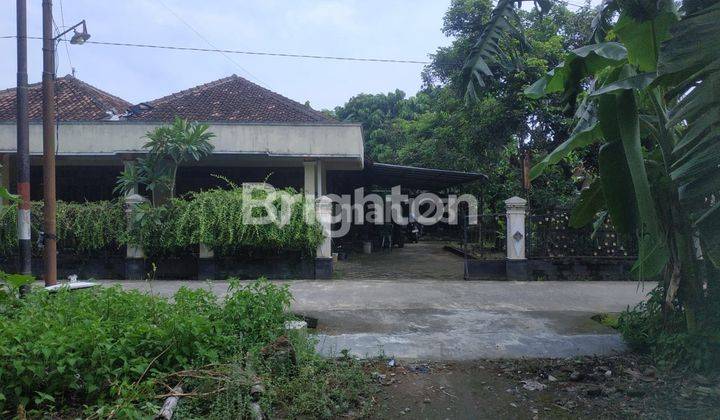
[
  {"x1": 334, "y1": 242, "x2": 465, "y2": 280},
  {"x1": 100, "y1": 279, "x2": 653, "y2": 360}
]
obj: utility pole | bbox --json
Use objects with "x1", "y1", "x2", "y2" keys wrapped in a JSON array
[
  {"x1": 16, "y1": 0, "x2": 32, "y2": 283},
  {"x1": 42, "y1": 0, "x2": 58, "y2": 286}
]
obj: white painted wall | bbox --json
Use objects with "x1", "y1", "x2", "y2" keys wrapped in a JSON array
[{"x1": 0, "y1": 122, "x2": 364, "y2": 169}]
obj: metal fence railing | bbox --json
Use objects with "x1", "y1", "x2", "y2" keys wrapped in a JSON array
[
  {"x1": 461, "y1": 213, "x2": 506, "y2": 259},
  {"x1": 527, "y1": 211, "x2": 638, "y2": 258}
]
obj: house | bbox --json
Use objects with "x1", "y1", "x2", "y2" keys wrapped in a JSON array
[
  {"x1": 0, "y1": 74, "x2": 486, "y2": 278},
  {"x1": 0, "y1": 74, "x2": 483, "y2": 203}
]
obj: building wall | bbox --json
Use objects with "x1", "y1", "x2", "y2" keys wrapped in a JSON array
[{"x1": 0, "y1": 122, "x2": 364, "y2": 169}]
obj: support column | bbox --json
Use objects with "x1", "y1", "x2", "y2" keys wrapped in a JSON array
[
  {"x1": 197, "y1": 243, "x2": 216, "y2": 280},
  {"x1": 505, "y1": 196, "x2": 529, "y2": 280},
  {"x1": 316, "y1": 160, "x2": 325, "y2": 197},
  {"x1": 303, "y1": 161, "x2": 317, "y2": 198},
  {"x1": 315, "y1": 196, "x2": 333, "y2": 279},
  {"x1": 124, "y1": 193, "x2": 147, "y2": 279}
]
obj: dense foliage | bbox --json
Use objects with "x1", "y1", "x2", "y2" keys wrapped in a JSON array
[
  {"x1": 619, "y1": 277, "x2": 720, "y2": 371},
  {"x1": 0, "y1": 280, "x2": 373, "y2": 418},
  {"x1": 0, "y1": 280, "x2": 278, "y2": 415},
  {"x1": 125, "y1": 186, "x2": 323, "y2": 258},
  {"x1": 464, "y1": 0, "x2": 719, "y2": 369},
  {"x1": 0, "y1": 187, "x2": 323, "y2": 259},
  {"x1": 332, "y1": 0, "x2": 595, "y2": 211},
  {"x1": 0, "y1": 201, "x2": 125, "y2": 257}
]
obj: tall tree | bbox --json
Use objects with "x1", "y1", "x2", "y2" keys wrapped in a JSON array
[
  {"x1": 463, "y1": 0, "x2": 720, "y2": 349},
  {"x1": 333, "y1": 0, "x2": 594, "y2": 211}
]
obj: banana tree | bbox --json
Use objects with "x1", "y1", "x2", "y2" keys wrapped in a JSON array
[{"x1": 464, "y1": 0, "x2": 719, "y2": 330}]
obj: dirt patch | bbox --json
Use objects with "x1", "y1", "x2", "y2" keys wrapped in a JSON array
[{"x1": 367, "y1": 355, "x2": 720, "y2": 419}]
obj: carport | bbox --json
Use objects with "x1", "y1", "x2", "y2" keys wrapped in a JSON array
[{"x1": 330, "y1": 161, "x2": 487, "y2": 280}]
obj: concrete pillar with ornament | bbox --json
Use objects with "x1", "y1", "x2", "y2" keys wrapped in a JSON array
[
  {"x1": 124, "y1": 193, "x2": 147, "y2": 279},
  {"x1": 505, "y1": 196, "x2": 529, "y2": 280},
  {"x1": 315, "y1": 195, "x2": 333, "y2": 279}
]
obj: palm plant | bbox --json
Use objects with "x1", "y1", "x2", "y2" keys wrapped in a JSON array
[
  {"x1": 464, "y1": 0, "x2": 719, "y2": 331},
  {"x1": 116, "y1": 117, "x2": 215, "y2": 206}
]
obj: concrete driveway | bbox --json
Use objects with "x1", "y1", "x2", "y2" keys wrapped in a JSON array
[
  {"x1": 334, "y1": 242, "x2": 466, "y2": 280},
  {"x1": 101, "y1": 279, "x2": 653, "y2": 361}
]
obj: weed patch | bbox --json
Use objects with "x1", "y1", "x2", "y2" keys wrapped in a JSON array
[{"x1": 0, "y1": 279, "x2": 373, "y2": 418}]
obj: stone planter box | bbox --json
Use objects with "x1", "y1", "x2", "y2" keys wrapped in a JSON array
[
  {"x1": 0, "y1": 255, "x2": 125, "y2": 280},
  {"x1": 1, "y1": 253, "x2": 317, "y2": 280}
]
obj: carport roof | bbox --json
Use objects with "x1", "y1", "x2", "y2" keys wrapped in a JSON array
[{"x1": 363, "y1": 162, "x2": 486, "y2": 190}]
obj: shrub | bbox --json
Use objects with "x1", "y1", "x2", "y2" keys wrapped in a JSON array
[
  {"x1": 123, "y1": 186, "x2": 324, "y2": 258},
  {"x1": 0, "y1": 186, "x2": 324, "y2": 260},
  {"x1": 0, "y1": 200, "x2": 125, "y2": 257},
  {"x1": 261, "y1": 337, "x2": 376, "y2": 419},
  {"x1": 618, "y1": 278, "x2": 720, "y2": 372},
  {"x1": 0, "y1": 279, "x2": 291, "y2": 416}
]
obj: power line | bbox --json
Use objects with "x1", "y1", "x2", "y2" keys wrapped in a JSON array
[
  {"x1": 154, "y1": 0, "x2": 268, "y2": 87},
  {"x1": 0, "y1": 35, "x2": 431, "y2": 65},
  {"x1": 57, "y1": 0, "x2": 74, "y2": 76}
]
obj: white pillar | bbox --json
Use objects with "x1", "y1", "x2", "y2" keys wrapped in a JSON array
[
  {"x1": 0, "y1": 154, "x2": 9, "y2": 205},
  {"x1": 199, "y1": 243, "x2": 214, "y2": 259},
  {"x1": 315, "y1": 196, "x2": 332, "y2": 259},
  {"x1": 124, "y1": 193, "x2": 147, "y2": 259},
  {"x1": 303, "y1": 161, "x2": 317, "y2": 198},
  {"x1": 505, "y1": 196, "x2": 527, "y2": 260},
  {"x1": 316, "y1": 160, "x2": 326, "y2": 196}
]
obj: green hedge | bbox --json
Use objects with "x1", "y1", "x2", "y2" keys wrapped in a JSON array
[
  {"x1": 0, "y1": 187, "x2": 323, "y2": 259},
  {"x1": 0, "y1": 201, "x2": 125, "y2": 257}
]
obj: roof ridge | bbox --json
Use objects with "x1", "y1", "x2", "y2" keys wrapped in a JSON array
[
  {"x1": 143, "y1": 74, "x2": 239, "y2": 107},
  {"x1": 63, "y1": 75, "x2": 131, "y2": 113},
  {"x1": 138, "y1": 74, "x2": 334, "y2": 122},
  {"x1": 233, "y1": 75, "x2": 334, "y2": 122},
  {"x1": 0, "y1": 79, "x2": 43, "y2": 97},
  {"x1": 0, "y1": 75, "x2": 131, "y2": 115}
]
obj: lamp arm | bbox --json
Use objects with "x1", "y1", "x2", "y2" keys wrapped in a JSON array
[{"x1": 53, "y1": 20, "x2": 86, "y2": 41}]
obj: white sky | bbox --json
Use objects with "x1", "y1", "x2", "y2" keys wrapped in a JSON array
[
  {"x1": 0, "y1": 1, "x2": 597, "y2": 110},
  {"x1": 0, "y1": 0, "x2": 456, "y2": 110}
]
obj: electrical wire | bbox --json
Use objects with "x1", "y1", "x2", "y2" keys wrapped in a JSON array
[
  {"x1": 57, "y1": 0, "x2": 74, "y2": 75},
  {"x1": 0, "y1": 35, "x2": 431, "y2": 64},
  {"x1": 154, "y1": 0, "x2": 269, "y2": 87}
]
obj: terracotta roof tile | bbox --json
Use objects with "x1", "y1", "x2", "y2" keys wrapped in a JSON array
[
  {"x1": 128, "y1": 74, "x2": 336, "y2": 123},
  {"x1": 0, "y1": 75, "x2": 131, "y2": 121}
]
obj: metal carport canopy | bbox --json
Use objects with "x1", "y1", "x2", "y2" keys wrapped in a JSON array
[{"x1": 363, "y1": 162, "x2": 487, "y2": 190}]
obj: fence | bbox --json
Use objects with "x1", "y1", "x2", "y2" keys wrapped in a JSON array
[
  {"x1": 461, "y1": 213, "x2": 506, "y2": 259},
  {"x1": 527, "y1": 210, "x2": 638, "y2": 258},
  {"x1": 462, "y1": 197, "x2": 640, "y2": 281}
]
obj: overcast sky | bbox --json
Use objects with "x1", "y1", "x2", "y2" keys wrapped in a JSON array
[{"x1": 0, "y1": 0, "x2": 457, "y2": 110}]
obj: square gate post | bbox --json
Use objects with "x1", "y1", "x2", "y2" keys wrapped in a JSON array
[
  {"x1": 505, "y1": 196, "x2": 529, "y2": 280},
  {"x1": 124, "y1": 193, "x2": 147, "y2": 279},
  {"x1": 315, "y1": 195, "x2": 333, "y2": 279}
]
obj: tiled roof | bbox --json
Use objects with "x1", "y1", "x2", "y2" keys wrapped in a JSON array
[
  {"x1": 0, "y1": 75, "x2": 131, "y2": 121},
  {"x1": 128, "y1": 74, "x2": 336, "y2": 123}
]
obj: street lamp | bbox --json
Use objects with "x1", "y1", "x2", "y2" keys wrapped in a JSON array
[
  {"x1": 41, "y1": 1, "x2": 90, "y2": 286},
  {"x1": 67, "y1": 20, "x2": 91, "y2": 45}
]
